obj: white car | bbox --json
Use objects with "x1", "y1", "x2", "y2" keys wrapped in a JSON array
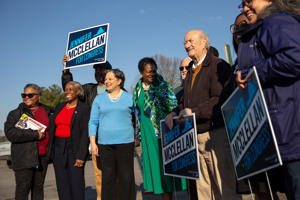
[{"x1": 0, "y1": 142, "x2": 12, "y2": 168}]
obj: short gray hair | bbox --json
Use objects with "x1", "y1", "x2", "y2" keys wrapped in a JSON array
[
  {"x1": 200, "y1": 31, "x2": 210, "y2": 50},
  {"x1": 24, "y1": 83, "x2": 42, "y2": 95},
  {"x1": 66, "y1": 81, "x2": 84, "y2": 97}
]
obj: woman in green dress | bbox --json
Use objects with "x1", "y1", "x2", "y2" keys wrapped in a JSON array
[{"x1": 133, "y1": 57, "x2": 186, "y2": 200}]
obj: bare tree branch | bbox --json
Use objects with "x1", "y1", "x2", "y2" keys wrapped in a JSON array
[
  {"x1": 129, "y1": 54, "x2": 181, "y2": 91},
  {"x1": 153, "y1": 54, "x2": 181, "y2": 88}
]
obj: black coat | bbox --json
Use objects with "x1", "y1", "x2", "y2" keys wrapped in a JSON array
[
  {"x1": 4, "y1": 103, "x2": 52, "y2": 170},
  {"x1": 49, "y1": 101, "x2": 90, "y2": 161}
]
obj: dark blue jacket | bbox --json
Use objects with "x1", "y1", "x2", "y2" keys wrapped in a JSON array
[{"x1": 238, "y1": 12, "x2": 300, "y2": 162}]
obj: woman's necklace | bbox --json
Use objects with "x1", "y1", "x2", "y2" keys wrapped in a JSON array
[
  {"x1": 66, "y1": 103, "x2": 76, "y2": 108},
  {"x1": 142, "y1": 82, "x2": 150, "y2": 91},
  {"x1": 108, "y1": 90, "x2": 123, "y2": 103}
]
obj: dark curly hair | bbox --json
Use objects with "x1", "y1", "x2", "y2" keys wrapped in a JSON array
[{"x1": 138, "y1": 57, "x2": 158, "y2": 73}]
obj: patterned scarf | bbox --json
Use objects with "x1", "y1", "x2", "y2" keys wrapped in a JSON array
[{"x1": 133, "y1": 74, "x2": 177, "y2": 137}]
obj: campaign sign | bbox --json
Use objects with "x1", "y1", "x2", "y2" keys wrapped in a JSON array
[
  {"x1": 160, "y1": 114, "x2": 200, "y2": 180},
  {"x1": 65, "y1": 23, "x2": 109, "y2": 69},
  {"x1": 221, "y1": 67, "x2": 282, "y2": 180}
]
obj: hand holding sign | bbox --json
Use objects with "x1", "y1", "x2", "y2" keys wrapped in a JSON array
[
  {"x1": 160, "y1": 114, "x2": 200, "y2": 179},
  {"x1": 62, "y1": 54, "x2": 70, "y2": 67},
  {"x1": 165, "y1": 112, "x2": 177, "y2": 130},
  {"x1": 222, "y1": 67, "x2": 282, "y2": 180},
  {"x1": 236, "y1": 71, "x2": 253, "y2": 89},
  {"x1": 65, "y1": 23, "x2": 109, "y2": 69},
  {"x1": 178, "y1": 108, "x2": 192, "y2": 118}
]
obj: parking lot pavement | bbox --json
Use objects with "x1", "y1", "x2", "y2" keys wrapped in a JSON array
[
  {"x1": 0, "y1": 152, "x2": 274, "y2": 200},
  {"x1": 0, "y1": 153, "x2": 188, "y2": 200}
]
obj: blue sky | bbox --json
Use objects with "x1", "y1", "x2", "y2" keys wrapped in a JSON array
[{"x1": 0, "y1": 0, "x2": 241, "y2": 131}]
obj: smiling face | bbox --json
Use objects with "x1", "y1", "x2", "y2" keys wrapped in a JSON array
[
  {"x1": 140, "y1": 64, "x2": 157, "y2": 85},
  {"x1": 243, "y1": 0, "x2": 271, "y2": 24},
  {"x1": 184, "y1": 31, "x2": 207, "y2": 62},
  {"x1": 64, "y1": 82, "x2": 80, "y2": 102},
  {"x1": 22, "y1": 87, "x2": 40, "y2": 108},
  {"x1": 105, "y1": 71, "x2": 122, "y2": 93}
]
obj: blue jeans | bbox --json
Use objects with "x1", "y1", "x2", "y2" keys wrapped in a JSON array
[{"x1": 283, "y1": 160, "x2": 300, "y2": 200}]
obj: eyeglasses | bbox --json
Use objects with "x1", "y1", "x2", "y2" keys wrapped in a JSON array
[
  {"x1": 238, "y1": 0, "x2": 253, "y2": 12},
  {"x1": 179, "y1": 66, "x2": 190, "y2": 71},
  {"x1": 230, "y1": 20, "x2": 249, "y2": 33},
  {"x1": 21, "y1": 93, "x2": 39, "y2": 98}
]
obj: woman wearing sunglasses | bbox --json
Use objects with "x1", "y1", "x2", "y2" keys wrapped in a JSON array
[
  {"x1": 236, "y1": 0, "x2": 300, "y2": 199},
  {"x1": 4, "y1": 83, "x2": 52, "y2": 200}
]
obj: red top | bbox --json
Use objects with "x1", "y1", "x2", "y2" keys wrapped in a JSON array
[
  {"x1": 55, "y1": 105, "x2": 75, "y2": 138},
  {"x1": 31, "y1": 106, "x2": 49, "y2": 156}
]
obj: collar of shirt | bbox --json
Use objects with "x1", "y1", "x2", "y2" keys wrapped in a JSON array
[{"x1": 192, "y1": 53, "x2": 207, "y2": 69}]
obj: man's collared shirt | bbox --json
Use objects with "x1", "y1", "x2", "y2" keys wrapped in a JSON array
[{"x1": 192, "y1": 53, "x2": 207, "y2": 69}]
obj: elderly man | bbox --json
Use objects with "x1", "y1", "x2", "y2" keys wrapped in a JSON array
[{"x1": 166, "y1": 30, "x2": 241, "y2": 200}]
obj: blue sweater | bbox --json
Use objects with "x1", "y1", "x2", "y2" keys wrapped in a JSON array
[{"x1": 89, "y1": 91, "x2": 134, "y2": 145}]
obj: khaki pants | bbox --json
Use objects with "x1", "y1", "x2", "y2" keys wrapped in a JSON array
[
  {"x1": 92, "y1": 155, "x2": 102, "y2": 200},
  {"x1": 196, "y1": 128, "x2": 241, "y2": 200}
]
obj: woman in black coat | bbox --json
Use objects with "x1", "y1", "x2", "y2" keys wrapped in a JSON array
[
  {"x1": 50, "y1": 81, "x2": 90, "y2": 200},
  {"x1": 5, "y1": 83, "x2": 52, "y2": 200}
]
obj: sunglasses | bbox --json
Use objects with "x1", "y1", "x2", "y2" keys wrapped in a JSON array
[
  {"x1": 21, "y1": 93, "x2": 39, "y2": 98},
  {"x1": 179, "y1": 66, "x2": 190, "y2": 71}
]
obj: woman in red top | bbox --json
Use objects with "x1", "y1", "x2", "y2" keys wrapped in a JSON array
[
  {"x1": 50, "y1": 81, "x2": 90, "y2": 200},
  {"x1": 5, "y1": 83, "x2": 52, "y2": 200}
]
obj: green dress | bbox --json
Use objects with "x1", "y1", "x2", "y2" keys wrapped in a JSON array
[{"x1": 137, "y1": 88, "x2": 187, "y2": 194}]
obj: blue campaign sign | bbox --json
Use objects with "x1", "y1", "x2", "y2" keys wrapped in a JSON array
[
  {"x1": 160, "y1": 114, "x2": 200, "y2": 180},
  {"x1": 221, "y1": 67, "x2": 282, "y2": 180},
  {"x1": 65, "y1": 23, "x2": 109, "y2": 69}
]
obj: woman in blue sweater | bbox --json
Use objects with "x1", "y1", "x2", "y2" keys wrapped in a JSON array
[{"x1": 89, "y1": 69, "x2": 135, "y2": 200}]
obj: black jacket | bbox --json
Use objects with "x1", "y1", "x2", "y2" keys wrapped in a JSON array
[
  {"x1": 62, "y1": 70, "x2": 98, "y2": 106},
  {"x1": 4, "y1": 103, "x2": 52, "y2": 170},
  {"x1": 49, "y1": 101, "x2": 90, "y2": 161}
]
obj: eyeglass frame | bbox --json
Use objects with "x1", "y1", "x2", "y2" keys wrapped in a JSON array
[
  {"x1": 238, "y1": 0, "x2": 253, "y2": 12},
  {"x1": 21, "y1": 93, "x2": 39, "y2": 98},
  {"x1": 230, "y1": 20, "x2": 249, "y2": 34}
]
